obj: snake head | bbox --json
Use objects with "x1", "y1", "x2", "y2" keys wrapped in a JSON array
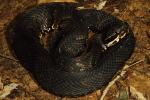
[
  {"x1": 104, "y1": 22, "x2": 130, "y2": 48},
  {"x1": 87, "y1": 21, "x2": 130, "y2": 51}
]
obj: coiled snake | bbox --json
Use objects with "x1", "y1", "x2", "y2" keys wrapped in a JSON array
[{"x1": 6, "y1": 3, "x2": 135, "y2": 97}]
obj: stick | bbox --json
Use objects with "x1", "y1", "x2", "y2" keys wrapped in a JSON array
[{"x1": 128, "y1": 59, "x2": 145, "y2": 67}]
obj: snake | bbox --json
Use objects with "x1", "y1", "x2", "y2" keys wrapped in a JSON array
[{"x1": 6, "y1": 2, "x2": 135, "y2": 97}]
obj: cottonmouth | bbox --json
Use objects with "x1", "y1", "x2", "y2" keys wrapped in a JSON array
[{"x1": 6, "y1": 3, "x2": 135, "y2": 97}]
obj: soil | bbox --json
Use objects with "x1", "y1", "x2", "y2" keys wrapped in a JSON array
[{"x1": 0, "y1": 0, "x2": 150, "y2": 100}]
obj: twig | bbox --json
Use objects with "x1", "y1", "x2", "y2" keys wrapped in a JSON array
[
  {"x1": 99, "y1": 59, "x2": 144, "y2": 100},
  {"x1": 129, "y1": 59, "x2": 150, "y2": 78},
  {"x1": 0, "y1": 54, "x2": 19, "y2": 62},
  {"x1": 128, "y1": 59, "x2": 145, "y2": 67}
]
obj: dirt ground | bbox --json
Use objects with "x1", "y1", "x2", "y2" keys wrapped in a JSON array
[{"x1": 0, "y1": 0, "x2": 150, "y2": 100}]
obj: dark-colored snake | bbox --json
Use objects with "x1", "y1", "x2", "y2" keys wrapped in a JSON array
[{"x1": 6, "y1": 2, "x2": 135, "y2": 97}]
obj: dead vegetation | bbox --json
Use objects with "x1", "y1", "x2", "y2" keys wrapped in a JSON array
[{"x1": 0, "y1": 0, "x2": 150, "y2": 99}]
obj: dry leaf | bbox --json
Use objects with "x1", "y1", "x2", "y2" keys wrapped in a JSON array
[
  {"x1": 0, "y1": 83, "x2": 19, "y2": 99},
  {"x1": 94, "y1": 0, "x2": 107, "y2": 10},
  {"x1": 130, "y1": 86, "x2": 147, "y2": 100}
]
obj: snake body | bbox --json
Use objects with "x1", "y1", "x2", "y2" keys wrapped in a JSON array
[{"x1": 7, "y1": 3, "x2": 135, "y2": 97}]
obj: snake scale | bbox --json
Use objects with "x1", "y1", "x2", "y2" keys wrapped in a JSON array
[{"x1": 6, "y1": 3, "x2": 135, "y2": 97}]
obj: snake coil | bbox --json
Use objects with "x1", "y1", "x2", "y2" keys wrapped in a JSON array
[{"x1": 6, "y1": 3, "x2": 135, "y2": 97}]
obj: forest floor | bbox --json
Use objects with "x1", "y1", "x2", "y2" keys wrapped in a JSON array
[{"x1": 0, "y1": 0, "x2": 150, "y2": 100}]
